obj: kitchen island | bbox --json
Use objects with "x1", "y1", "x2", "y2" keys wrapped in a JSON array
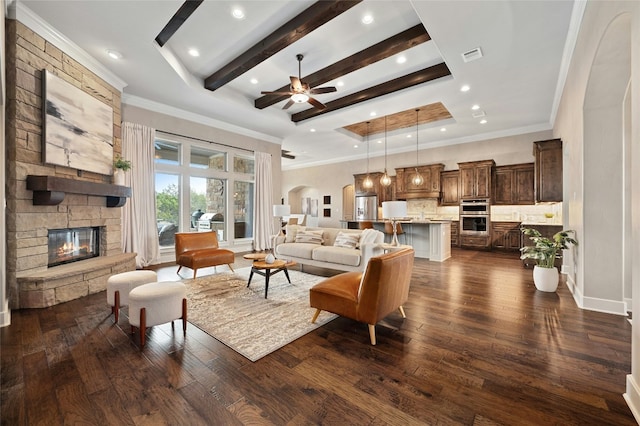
[{"x1": 342, "y1": 220, "x2": 451, "y2": 261}]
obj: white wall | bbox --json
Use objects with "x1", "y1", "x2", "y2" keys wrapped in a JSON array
[{"x1": 282, "y1": 129, "x2": 553, "y2": 228}]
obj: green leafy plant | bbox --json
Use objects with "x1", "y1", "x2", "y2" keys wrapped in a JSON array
[
  {"x1": 520, "y1": 228, "x2": 578, "y2": 268},
  {"x1": 114, "y1": 155, "x2": 132, "y2": 172}
]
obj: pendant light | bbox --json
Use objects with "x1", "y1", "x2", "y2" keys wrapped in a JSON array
[
  {"x1": 380, "y1": 116, "x2": 392, "y2": 187},
  {"x1": 362, "y1": 121, "x2": 374, "y2": 189},
  {"x1": 411, "y1": 109, "x2": 424, "y2": 186}
]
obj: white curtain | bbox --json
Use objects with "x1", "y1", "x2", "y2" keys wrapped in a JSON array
[
  {"x1": 121, "y1": 122, "x2": 159, "y2": 268},
  {"x1": 253, "y1": 151, "x2": 274, "y2": 251}
]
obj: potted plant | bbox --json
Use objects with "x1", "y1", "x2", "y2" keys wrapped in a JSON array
[
  {"x1": 520, "y1": 228, "x2": 578, "y2": 292},
  {"x1": 113, "y1": 155, "x2": 131, "y2": 185}
]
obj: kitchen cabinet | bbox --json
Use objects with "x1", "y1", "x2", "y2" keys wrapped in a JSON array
[
  {"x1": 491, "y1": 222, "x2": 522, "y2": 251},
  {"x1": 460, "y1": 235, "x2": 491, "y2": 250},
  {"x1": 395, "y1": 164, "x2": 444, "y2": 200},
  {"x1": 440, "y1": 170, "x2": 460, "y2": 206},
  {"x1": 520, "y1": 224, "x2": 562, "y2": 267},
  {"x1": 354, "y1": 172, "x2": 394, "y2": 207},
  {"x1": 493, "y1": 163, "x2": 534, "y2": 205},
  {"x1": 450, "y1": 220, "x2": 459, "y2": 247},
  {"x1": 458, "y1": 160, "x2": 495, "y2": 199},
  {"x1": 534, "y1": 139, "x2": 563, "y2": 202}
]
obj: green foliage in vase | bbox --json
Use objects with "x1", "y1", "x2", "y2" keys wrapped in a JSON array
[
  {"x1": 114, "y1": 155, "x2": 132, "y2": 171},
  {"x1": 520, "y1": 228, "x2": 578, "y2": 268}
]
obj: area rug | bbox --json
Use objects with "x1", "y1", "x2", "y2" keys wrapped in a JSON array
[{"x1": 181, "y1": 267, "x2": 336, "y2": 362}]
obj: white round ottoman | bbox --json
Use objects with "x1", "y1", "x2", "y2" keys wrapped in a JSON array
[
  {"x1": 107, "y1": 270, "x2": 158, "y2": 323},
  {"x1": 128, "y1": 281, "x2": 187, "y2": 348}
]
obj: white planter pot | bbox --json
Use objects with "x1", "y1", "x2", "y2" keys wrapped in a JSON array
[
  {"x1": 114, "y1": 169, "x2": 125, "y2": 186},
  {"x1": 533, "y1": 265, "x2": 559, "y2": 292}
]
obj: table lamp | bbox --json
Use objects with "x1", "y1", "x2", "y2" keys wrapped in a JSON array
[
  {"x1": 273, "y1": 204, "x2": 291, "y2": 235},
  {"x1": 382, "y1": 201, "x2": 407, "y2": 246}
]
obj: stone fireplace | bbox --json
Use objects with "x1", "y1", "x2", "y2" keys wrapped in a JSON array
[{"x1": 5, "y1": 20, "x2": 135, "y2": 309}]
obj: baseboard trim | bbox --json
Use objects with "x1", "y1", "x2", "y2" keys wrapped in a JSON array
[
  {"x1": 624, "y1": 375, "x2": 640, "y2": 424},
  {"x1": 564, "y1": 276, "x2": 627, "y2": 316},
  {"x1": 0, "y1": 304, "x2": 11, "y2": 328}
]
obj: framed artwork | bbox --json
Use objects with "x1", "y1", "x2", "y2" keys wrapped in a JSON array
[
  {"x1": 42, "y1": 70, "x2": 114, "y2": 175},
  {"x1": 323, "y1": 208, "x2": 331, "y2": 217},
  {"x1": 323, "y1": 195, "x2": 331, "y2": 205},
  {"x1": 310, "y1": 199, "x2": 318, "y2": 217}
]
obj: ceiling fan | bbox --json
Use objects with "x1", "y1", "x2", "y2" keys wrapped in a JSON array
[{"x1": 261, "y1": 54, "x2": 337, "y2": 110}]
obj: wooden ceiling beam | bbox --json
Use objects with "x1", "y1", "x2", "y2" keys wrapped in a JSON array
[
  {"x1": 291, "y1": 62, "x2": 452, "y2": 123},
  {"x1": 155, "y1": 0, "x2": 204, "y2": 47},
  {"x1": 204, "y1": 0, "x2": 362, "y2": 92},
  {"x1": 254, "y1": 24, "x2": 431, "y2": 109}
]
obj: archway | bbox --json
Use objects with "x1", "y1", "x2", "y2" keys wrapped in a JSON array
[{"x1": 582, "y1": 14, "x2": 631, "y2": 312}]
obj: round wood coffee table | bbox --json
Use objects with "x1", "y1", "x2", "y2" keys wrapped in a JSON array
[
  {"x1": 242, "y1": 253, "x2": 267, "y2": 261},
  {"x1": 247, "y1": 259, "x2": 296, "y2": 298}
]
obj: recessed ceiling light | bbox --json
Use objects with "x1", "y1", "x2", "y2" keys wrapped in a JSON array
[
  {"x1": 396, "y1": 56, "x2": 407, "y2": 64},
  {"x1": 310, "y1": 128, "x2": 316, "y2": 132},
  {"x1": 480, "y1": 119, "x2": 487, "y2": 124},
  {"x1": 369, "y1": 111, "x2": 376, "y2": 117},
  {"x1": 377, "y1": 140, "x2": 382, "y2": 144},
  {"x1": 106, "y1": 50, "x2": 122, "y2": 60},
  {"x1": 407, "y1": 134, "x2": 412, "y2": 138},
  {"x1": 231, "y1": 7, "x2": 245, "y2": 19},
  {"x1": 250, "y1": 78, "x2": 258, "y2": 84},
  {"x1": 188, "y1": 48, "x2": 200, "y2": 57},
  {"x1": 354, "y1": 144, "x2": 359, "y2": 148},
  {"x1": 362, "y1": 14, "x2": 374, "y2": 25},
  {"x1": 460, "y1": 85, "x2": 470, "y2": 92},
  {"x1": 471, "y1": 104, "x2": 480, "y2": 110},
  {"x1": 440, "y1": 128, "x2": 447, "y2": 132},
  {"x1": 336, "y1": 81, "x2": 345, "y2": 87}
]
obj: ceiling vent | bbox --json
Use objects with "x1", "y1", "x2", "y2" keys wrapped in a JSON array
[
  {"x1": 462, "y1": 47, "x2": 483, "y2": 63},
  {"x1": 472, "y1": 110, "x2": 486, "y2": 118}
]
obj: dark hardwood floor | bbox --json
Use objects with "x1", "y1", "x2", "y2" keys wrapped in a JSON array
[{"x1": 1, "y1": 248, "x2": 636, "y2": 425}]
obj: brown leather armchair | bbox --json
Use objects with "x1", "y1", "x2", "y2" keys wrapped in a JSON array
[
  {"x1": 309, "y1": 247, "x2": 414, "y2": 345},
  {"x1": 175, "y1": 231, "x2": 235, "y2": 279}
]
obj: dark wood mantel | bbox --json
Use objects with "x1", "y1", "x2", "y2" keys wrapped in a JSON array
[{"x1": 26, "y1": 175, "x2": 131, "y2": 207}]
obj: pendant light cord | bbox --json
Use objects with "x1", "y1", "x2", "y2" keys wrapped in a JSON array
[{"x1": 415, "y1": 109, "x2": 419, "y2": 167}]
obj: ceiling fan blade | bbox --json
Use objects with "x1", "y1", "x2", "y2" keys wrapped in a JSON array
[
  {"x1": 309, "y1": 86, "x2": 337, "y2": 94},
  {"x1": 307, "y1": 97, "x2": 326, "y2": 110},
  {"x1": 261, "y1": 91, "x2": 294, "y2": 96},
  {"x1": 290, "y1": 76, "x2": 303, "y2": 92},
  {"x1": 282, "y1": 99, "x2": 295, "y2": 110}
]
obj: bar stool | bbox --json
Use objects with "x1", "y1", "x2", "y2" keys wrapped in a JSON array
[
  {"x1": 384, "y1": 221, "x2": 406, "y2": 245},
  {"x1": 358, "y1": 221, "x2": 374, "y2": 230}
]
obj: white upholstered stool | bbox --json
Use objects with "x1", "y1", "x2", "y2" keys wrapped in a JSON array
[
  {"x1": 107, "y1": 270, "x2": 158, "y2": 324},
  {"x1": 128, "y1": 281, "x2": 187, "y2": 348}
]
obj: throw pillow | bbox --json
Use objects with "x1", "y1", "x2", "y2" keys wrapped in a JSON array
[
  {"x1": 333, "y1": 232, "x2": 360, "y2": 249},
  {"x1": 359, "y1": 228, "x2": 380, "y2": 245},
  {"x1": 285, "y1": 225, "x2": 306, "y2": 243},
  {"x1": 294, "y1": 230, "x2": 324, "y2": 245}
]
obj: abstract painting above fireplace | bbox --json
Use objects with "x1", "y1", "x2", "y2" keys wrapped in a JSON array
[{"x1": 48, "y1": 227, "x2": 100, "y2": 267}]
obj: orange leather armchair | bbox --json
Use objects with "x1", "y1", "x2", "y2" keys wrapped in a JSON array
[
  {"x1": 175, "y1": 231, "x2": 235, "y2": 279},
  {"x1": 309, "y1": 247, "x2": 414, "y2": 345}
]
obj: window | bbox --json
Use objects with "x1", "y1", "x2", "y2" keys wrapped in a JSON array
[{"x1": 154, "y1": 134, "x2": 254, "y2": 250}]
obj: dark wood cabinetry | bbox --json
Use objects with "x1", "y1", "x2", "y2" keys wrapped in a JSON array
[
  {"x1": 440, "y1": 170, "x2": 460, "y2": 206},
  {"x1": 459, "y1": 160, "x2": 495, "y2": 199},
  {"x1": 491, "y1": 222, "x2": 522, "y2": 251},
  {"x1": 493, "y1": 163, "x2": 534, "y2": 205},
  {"x1": 460, "y1": 235, "x2": 491, "y2": 250},
  {"x1": 450, "y1": 221, "x2": 459, "y2": 247},
  {"x1": 534, "y1": 139, "x2": 563, "y2": 202},
  {"x1": 395, "y1": 164, "x2": 444, "y2": 200},
  {"x1": 354, "y1": 172, "x2": 393, "y2": 206}
]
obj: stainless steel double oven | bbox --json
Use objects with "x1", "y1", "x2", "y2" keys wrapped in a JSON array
[{"x1": 459, "y1": 199, "x2": 490, "y2": 236}]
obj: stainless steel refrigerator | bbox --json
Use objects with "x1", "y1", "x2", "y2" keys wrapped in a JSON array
[{"x1": 355, "y1": 195, "x2": 378, "y2": 220}]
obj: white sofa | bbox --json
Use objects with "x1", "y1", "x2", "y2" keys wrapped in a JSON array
[{"x1": 272, "y1": 226, "x2": 384, "y2": 272}]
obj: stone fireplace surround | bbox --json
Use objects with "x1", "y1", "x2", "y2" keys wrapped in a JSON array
[{"x1": 6, "y1": 20, "x2": 135, "y2": 309}]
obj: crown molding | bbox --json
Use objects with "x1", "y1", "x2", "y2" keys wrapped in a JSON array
[
  {"x1": 122, "y1": 94, "x2": 282, "y2": 145},
  {"x1": 8, "y1": 1, "x2": 127, "y2": 91}
]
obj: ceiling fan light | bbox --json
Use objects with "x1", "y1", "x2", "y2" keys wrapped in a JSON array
[{"x1": 291, "y1": 93, "x2": 309, "y2": 103}]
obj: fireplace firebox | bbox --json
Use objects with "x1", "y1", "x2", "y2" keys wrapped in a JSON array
[{"x1": 48, "y1": 227, "x2": 100, "y2": 267}]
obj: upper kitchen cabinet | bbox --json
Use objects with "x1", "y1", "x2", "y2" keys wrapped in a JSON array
[
  {"x1": 395, "y1": 164, "x2": 444, "y2": 199},
  {"x1": 458, "y1": 160, "x2": 495, "y2": 199},
  {"x1": 534, "y1": 139, "x2": 563, "y2": 202},
  {"x1": 493, "y1": 163, "x2": 535, "y2": 205},
  {"x1": 440, "y1": 170, "x2": 460, "y2": 206}
]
